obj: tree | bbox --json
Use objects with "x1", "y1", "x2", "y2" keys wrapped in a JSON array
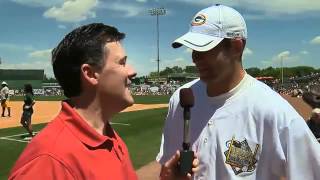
[
  {"x1": 184, "y1": 66, "x2": 198, "y2": 74},
  {"x1": 246, "y1": 67, "x2": 261, "y2": 77},
  {"x1": 149, "y1": 72, "x2": 159, "y2": 77},
  {"x1": 43, "y1": 74, "x2": 57, "y2": 83},
  {"x1": 148, "y1": 65, "x2": 319, "y2": 80}
]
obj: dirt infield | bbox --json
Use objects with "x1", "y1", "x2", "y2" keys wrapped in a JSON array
[
  {"x1": 0, "y1": 101, "x2": 168, "y2": 129},
  {"x1": 282, "y1": 94, "x2": 312, "y2": 120}
]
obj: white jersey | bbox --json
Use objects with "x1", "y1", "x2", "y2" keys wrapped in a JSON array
[
  {"x1": 157, "y1": 74, "x2": 320, "y2": 180},
  {"x1": 0, "y1": 86, "x2": 9, "y2": 101}
]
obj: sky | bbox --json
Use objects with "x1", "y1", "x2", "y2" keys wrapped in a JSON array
[{"x1": 0, "y1": 0, "x2": 319, "y2": 77}]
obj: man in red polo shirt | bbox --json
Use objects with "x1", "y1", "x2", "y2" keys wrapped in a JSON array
[{"x1": 9, "y1": 23, "x2": 198, "y2": 180}]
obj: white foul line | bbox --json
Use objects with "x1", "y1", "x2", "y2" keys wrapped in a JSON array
[
  {"x1": 0, "y1": 123, "x2": 130, "y2": 143},
  {"x1": 0, "y1": 137, "x2": 29, "y2": 143},
  {"x1": 0, "y1": 131, "x2": 39, "y2": 143},
  {"x1": 0, "y1": 132, "x2": 38, "y2": 138},
  {"x1": 110, "y1": 122, "x2": 131, "y2": 126}
]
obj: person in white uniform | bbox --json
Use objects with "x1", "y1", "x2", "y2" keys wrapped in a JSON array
[
  {"x1": 157, "y1": 4, "x2": 320, "y2": 180},
  {"x1": 1, "y1": 81, "x2": 11, "y2": 117}
]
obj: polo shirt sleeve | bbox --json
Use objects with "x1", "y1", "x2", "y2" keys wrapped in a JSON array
[
  {"x1": 9, "y1": 155, "x2": 74, "y2": 180},
  {"x1": 280, "y1": 117, "x2": 320, "y2": 180}
]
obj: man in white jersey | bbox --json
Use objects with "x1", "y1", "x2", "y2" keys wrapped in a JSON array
[
  {"x1": 157, "y1": 4, "x2": 320, "y2": 180},
  {"x1": 1, "y1": 81, "x2": 11, "y2": 117}
]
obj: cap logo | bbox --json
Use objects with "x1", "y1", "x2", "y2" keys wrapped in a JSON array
[{"x1": 191, "y1": 14, "x2": 206, "y2": 26}]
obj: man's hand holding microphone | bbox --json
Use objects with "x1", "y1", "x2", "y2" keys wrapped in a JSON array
[{"x1": 160, "y1": 88, "x2": 199, "y2": 180}]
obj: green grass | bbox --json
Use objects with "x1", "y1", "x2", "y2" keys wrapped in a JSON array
[
  {"x1": 0, "y1": 107, "x2": 167, "y2": 179},
  {"x1": 133, "y1": 95, "x2": 170, "y2": 104},
  {"x1": 0, "y1": 124, "x2": 46, "y2": 180},
  {"x1": 113, "y1": 108, "x2": 167, "y2": 169}
]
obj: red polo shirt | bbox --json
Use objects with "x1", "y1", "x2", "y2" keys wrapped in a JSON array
[{"x1": 9, "y1": 101, "x2": 137, "y2": 180}]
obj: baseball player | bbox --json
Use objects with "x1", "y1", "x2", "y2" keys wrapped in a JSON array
[
  {"x1": 20, "y1": 84, "x2": 35, "y2": 138},
  {"x1": 157, "y1": 5, "x2": 320, "y2": 180},
  {"x1": 0, "y1": 81, "x2": 11, "y2": 117}
]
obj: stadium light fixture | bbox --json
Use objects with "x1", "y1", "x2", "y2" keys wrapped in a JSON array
[{"x1": 148, "y1": 7, "x2": 166, "y2": 77}]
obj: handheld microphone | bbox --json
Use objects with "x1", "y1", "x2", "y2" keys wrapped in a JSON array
[{"x1": 179, "y1": 88, "x2": 194, "y2": 175}]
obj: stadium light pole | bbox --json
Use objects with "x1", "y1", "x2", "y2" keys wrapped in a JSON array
[
  {"x1": 281, "y1": 56, "x2": 284, "y2": 85},
  {"x1": 148, "y1": 7, "x2": 166, "y2": 78}
]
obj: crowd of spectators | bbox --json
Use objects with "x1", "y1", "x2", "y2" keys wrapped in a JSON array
[
  {"x1": 7, "y1": 80, "x2": 186, "y2": 97},
  {"x1": 261, "y1": 72, "x2": 320, "y2": 97},
  {"x1": 10, "y1": 87, "x2": 63, "y2": 97},
  {"x1": 5, "y1": 72, "x2": 320, "y2": 98},
  {"x1": 130, "y1": 80, "x2": 183, "y2": 96}
]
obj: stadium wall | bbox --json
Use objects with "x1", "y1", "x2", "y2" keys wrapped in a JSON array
[{"x1": 0, "y1": 69, "x2": 44, "y2": 89}]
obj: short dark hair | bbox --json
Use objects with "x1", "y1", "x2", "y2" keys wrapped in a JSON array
[
  {"x1": 24, "y1": 84, "x2": 34, "y2": 96},
  {"x1": 52, "y1": 23, "x2": 125, "y2": 98}
]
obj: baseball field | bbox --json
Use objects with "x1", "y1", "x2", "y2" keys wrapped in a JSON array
[{"x1": 0, "y1": 94, "x2": 313, "y2": 179}]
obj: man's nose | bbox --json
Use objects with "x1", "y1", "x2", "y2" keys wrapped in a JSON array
[{"x1": 126, "y1": 64, "x2": 137, "y2": 79}]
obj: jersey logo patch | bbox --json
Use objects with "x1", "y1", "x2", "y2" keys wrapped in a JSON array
[{"x1": 224, "y1": 136, "x2": 260, "y2": 175}]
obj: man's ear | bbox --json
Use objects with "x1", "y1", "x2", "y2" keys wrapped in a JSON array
[
  {"x1": 80, "y1": 64, "x2": 99, "y2": 86},
  {"x1": 232, "y1": 39, "x2": 244, "y2": 52},
  {"x1": 231, "y1": 38, "x2": 245, "y2": 59}
]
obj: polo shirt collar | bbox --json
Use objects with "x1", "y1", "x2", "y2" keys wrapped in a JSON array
[{"x1": 60, "y1": 101, "x2": 116, "y2": 148}]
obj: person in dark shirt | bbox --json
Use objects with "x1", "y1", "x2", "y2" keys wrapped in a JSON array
[{"x1": 20, "y1": 84, "x2": 35, "y2": 138}]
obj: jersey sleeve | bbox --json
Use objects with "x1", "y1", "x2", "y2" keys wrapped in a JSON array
[
  {"x1": 9, "y1": 155, "x2": 74, "y2": 180},
  {"x1": 280, "y1": 117, "x2": 320, "y2": 180},
  {"x1": 156, "y1": 93, "x2": 182, "y2": 165}
]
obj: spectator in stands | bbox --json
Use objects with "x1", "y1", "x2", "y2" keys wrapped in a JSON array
[
  {"x1": 9, "y1": 23, "x2": 198, "y2": 180},
  {"x1": 0, "y1": 81, "x2": 11, "y2": 117},
  {"x1": 307, "y1": 108, "x2": 320, "y2": 142},
  {"x1": 20, "y1": 84, "x2": 35, "y2": 139},
  {"x1": 302, "y1": 84, "x2": 320, "y2": 109}
]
